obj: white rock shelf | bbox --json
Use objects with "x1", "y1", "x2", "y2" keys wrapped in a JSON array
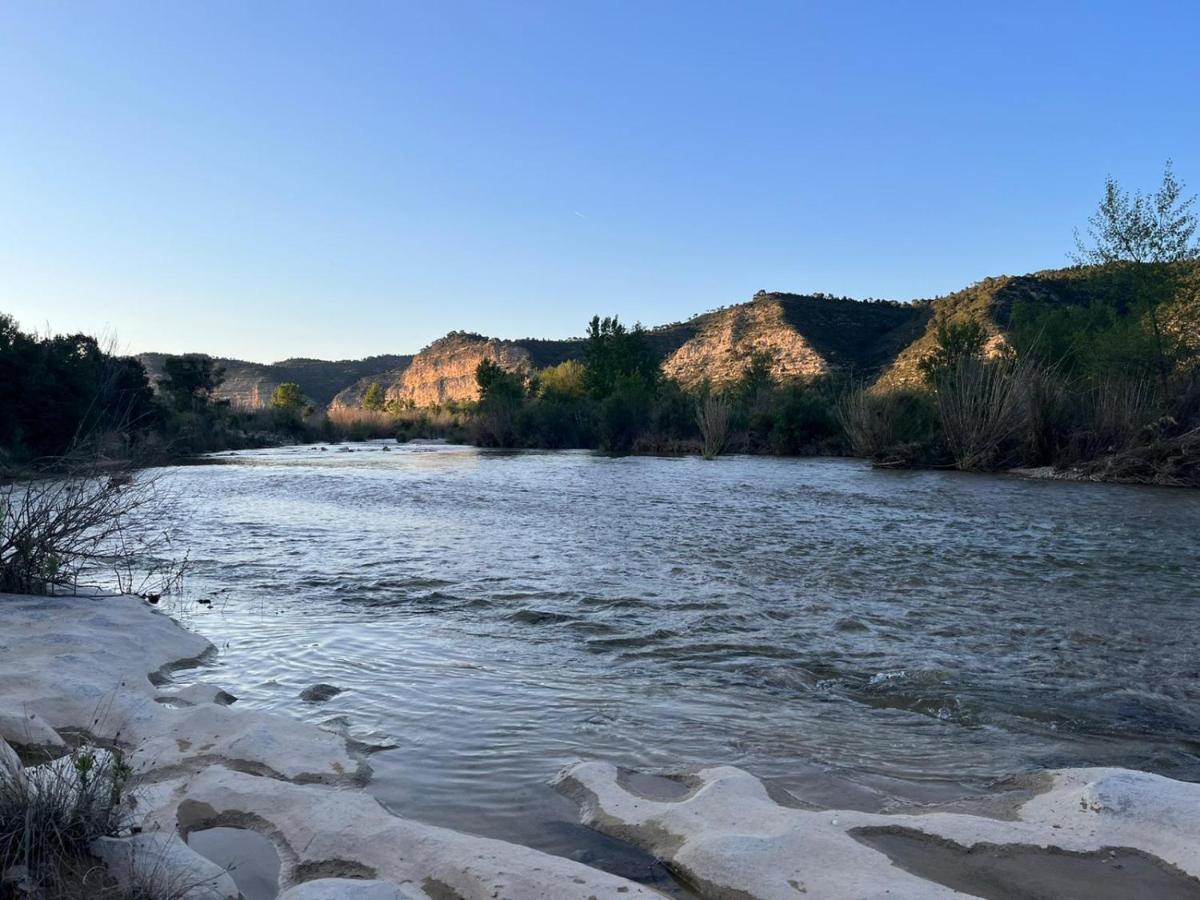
[
  {"x1": 5, "y1": 593, "x2": 1200, "y2": 900},
  {"x1": 0, "y1": 594, "x2": 661, "y2": 899},
  {"x1": 554, "y1": 761, "x2": 1200, "y2": 899}
]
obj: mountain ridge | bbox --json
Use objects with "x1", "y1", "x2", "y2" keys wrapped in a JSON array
[{"x1": 142, "y1": 262, "x2": 1200, "y2": 412}]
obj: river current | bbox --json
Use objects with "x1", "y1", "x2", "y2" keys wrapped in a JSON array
[{"x1": 149, "y1": 442, "x2": 1200, "y2": 880}]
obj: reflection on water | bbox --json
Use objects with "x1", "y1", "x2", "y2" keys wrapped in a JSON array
[{"x1": 154, "y1": 442, "x2": 1200, "y2": 862}]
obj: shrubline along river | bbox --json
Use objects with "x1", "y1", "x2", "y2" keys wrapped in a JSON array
[{"x1": 149, "y1": 441, "x2": 1200, "y2": 880}]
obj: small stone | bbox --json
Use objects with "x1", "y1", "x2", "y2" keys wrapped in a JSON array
[{"x1": 300, "y1": 683, "x2": 344, "y2": 703}]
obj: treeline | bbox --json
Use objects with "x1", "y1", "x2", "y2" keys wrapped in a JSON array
[
  {"x1": 0, "y1": 319, "x2": 323, "y2": 471},
  {"x1": 464, "y1": 316, "x2": 844, "y2": 456}
]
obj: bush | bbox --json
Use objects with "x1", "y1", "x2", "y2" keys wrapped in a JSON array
[
  {"x1": 768, "y1": 381, "x2": 844, "y2": 454},
  {"x1": 934, "y1": 357, "x2": 1033, "y2": 471},
  {"x1": 838, "y1": 385, "x2": 942, "y2": 465},
  {"x1": 695, "y1": 391, "x2": 731, "y2": 460},
  {"x1": 598, "y1": 377, "x2": 652, "y2": 452},
  {"x1": 0, "y1": 744, "x2": 133, "y2": 897},
  {"x1": 0, "y1": 461, "x2": 184, "y2": 597}
]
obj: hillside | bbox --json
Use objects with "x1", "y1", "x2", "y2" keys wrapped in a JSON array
[
  {"x1": 661, "y1": 293, "x2": 926, "y2": 388},
  {"x1": 138, "y1": 352, "x2": 411, "y2": 409},
  {"x1": 144, "y1": 262, "x2": 1200, "y2": 415},
  {"x1": 877, "y1": 262, "x2": 1200, "y2": 388},
  {"x1": 331, "y1": 294, "x2": 926, "y2": 409}
]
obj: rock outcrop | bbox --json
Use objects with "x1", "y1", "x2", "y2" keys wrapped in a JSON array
[
  {"x1": 331, "y1": 332, "x2": 587, "y2": 410},
  {"x1": 662, "y1": 293, "x2": 925, "y2": 388},
  {"x1": 0, "y1": 594, "x2": 660, "y2": 899},
  {"x1": 556, "y1": 761, "x2": 1200, "y2": 899}
]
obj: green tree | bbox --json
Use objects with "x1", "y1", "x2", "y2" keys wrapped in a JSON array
[
  {"x1": 271, "y1": 382, "x2": 306, "y2": 413},
  {"x1": 536, "y1": 360, "x2": 588, "y2": 400},
  {"x1": 1072, "y1": 160, "x2": 1199, "y2": 392},
  {"x1": 362, "y1": 382, "x2": 386, "y2": 411},
  {"x1": 583, "y1": 315, "x2": 660, "y2": 398},
  {"x1": 473, "y1": 359, "x2": 527, "y2": 446},
  {"x1": 161, "y1": 354, "x2": 225, "y2": 412},
  {"x1": 270, "y1": 382, "x2": 307, "y2": 432},
  {"x1": 919, "y1": 319, "x2": 988, "y2": 384}
]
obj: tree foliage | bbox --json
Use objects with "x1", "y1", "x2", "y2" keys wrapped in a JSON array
[
  {"x1": 0, "y1": 315, "x2": 159, "y2": 462},
  {"x1": 918, "y1": 320, "x2": 988, "y2": 385},
  {"x1": 271, "y1": 382, "x2": 305, "y2": 413},
  {"x1": 361, "y1": 382, "x2": 386, "y2": 411},
  {"x1": 161, "y1": 354, "x2": 225, "y2": 412},
  {"x1": 1073, "y1": 160, "x2": 1198, "y2": 267},
  {"x1": 583, "y1": 315, "x2": 659, "y2": 399},
  {"x1": 1072, "y1": 161, "x2": 1200, "y2": 391}
]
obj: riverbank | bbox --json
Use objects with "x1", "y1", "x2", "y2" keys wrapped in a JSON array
[
  {"x1": 3, "y1": 592, "x2": 1200, "y2": 899},
  {"x1": 0, "y1": 593, "x2": 660, "y2": 899}
]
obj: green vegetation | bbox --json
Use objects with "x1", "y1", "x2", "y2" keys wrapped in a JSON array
[
  {"x1": 0, "y1": 742, "x2": 190, "y2": 899},
  {"x1": 361, "y1": 382, "x2": 386, "y2": 411},
  {"x1": 270, "y1": 381, "x2": 311, "y2": 432},
  {"x1": 0, "y1": 317, "x2": 159, "y2": 467}
]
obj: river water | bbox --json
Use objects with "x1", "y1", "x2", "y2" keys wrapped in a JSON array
[{"x1": 149, "y1": 442, "x2": 1200, "y2": 882}]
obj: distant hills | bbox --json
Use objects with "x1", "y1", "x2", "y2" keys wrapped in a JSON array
[
  {"x1": 137, "y1": 352, "x2": 411, "y2": 410},
  {"x1": 141, "y1": 263, "x2": 1199, "y2": 412}
]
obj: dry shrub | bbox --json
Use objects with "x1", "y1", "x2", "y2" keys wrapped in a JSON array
[
  {"x1": 0, "y1": 460, "x2": 185, "y2": 597},
  {"x1": 934, "y1": 357, "x2": 1033, "y2": 471},
  {"x1": 1083, "y1": 376, "x2": 1161, "y2": 455},
  {"x1": 837, "y1": 384, "x2": 940, "y2": 465},
  {"x1": 695, "y1": 393, "x2": 731, "y2": 460}
]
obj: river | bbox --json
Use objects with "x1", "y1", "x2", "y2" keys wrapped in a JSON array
[{"x1": 147, "y1": 441, "x2": 1200, "y2": 886}]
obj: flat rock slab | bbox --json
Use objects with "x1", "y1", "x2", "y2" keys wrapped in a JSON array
[
  {"x1": 0, "y1": 594, "x2": 360, "y2": 784},
  {"x1": 555, "y1": 761, "x2": 1200, "y2": 899},
  {"x1": 0, "y1": 594, "x2": 661, "y2": 899}
]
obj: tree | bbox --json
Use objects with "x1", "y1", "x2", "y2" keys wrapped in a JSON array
[
  {"x1": 583, "y1": 315, "x2": 660, "y2": 398},
  {"x1": 161, "y1": 355, "x2": 225, "y2": 412},
  {"x1": 1073, "y1": 160, "x2": 1199, "y2": 392},
  {"x1": 536, "y1": 360, "x2": 588, "y2": 400},
  {"x1": 473, "y1": 359, "x2": 526, "y2": 446},
  {"x1": 361, "y1": 382, "x2": 386, "y2": 411},
  {"x1": 919, "y1": 320, "x2": 988, "y2": 385},
  {"x1": 271, "y1": 382, "x2": 306, "y2": 414}
]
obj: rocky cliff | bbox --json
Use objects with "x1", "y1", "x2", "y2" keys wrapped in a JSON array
[
  {"x1": 331, "y1": 332, "x2": 587, "y2": 409},
  {"x1": 662, "y1": 293, "x2": 926, "y2": 388},
  {"x1": 138, "y1": 353, "x2": 411, "y2": 409}
]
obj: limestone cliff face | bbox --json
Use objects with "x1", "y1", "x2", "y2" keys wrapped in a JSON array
[
  {"x1": 389, "y1": 333, "x2": 533, "y2": 407},
  {"x1": 663, "y1": 293, "x2": 927, "y2": 388},
  {"x1": 663, "y1": 298, "x2": 829, "y2": 387},
  {"x1": 330, "y1": 332, "x2": 578, "y2": 409}
]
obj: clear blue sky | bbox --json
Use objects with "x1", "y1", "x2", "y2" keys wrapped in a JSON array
[{"x1": 2, "y1": 1, "x2": 1197, "y2": 362}]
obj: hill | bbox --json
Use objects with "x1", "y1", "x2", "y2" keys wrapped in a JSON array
[
  {"x1": 147, "y1": 262, "x2": 1200, "y2": 414},
  {"x1": 877, "y1": 262, "x2": 1200, "y2": 388},
  {"x1": 138, "y1": 352, "x2": 411, "y2": 409}
]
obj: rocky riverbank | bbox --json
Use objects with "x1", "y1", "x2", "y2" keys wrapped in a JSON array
[
  {"x1": 2, "y1": 593, "x2": 1200, "y2": 899},
  {"x1": 0, "y1": 594, "x2": 658, "y2": 899}
]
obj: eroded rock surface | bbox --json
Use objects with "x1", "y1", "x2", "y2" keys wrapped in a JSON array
[
  {"x1": 92, "y1": 832, "x2": 240, "y2": 900},
  {"x1": 0, "y1": 594, "x2": 662, "y2": 899},
  {"x1": 556, "y1": 761, "x2": 1200, "y2": 899}
]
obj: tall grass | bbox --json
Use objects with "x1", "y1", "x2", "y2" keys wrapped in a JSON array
[
  {"x1": 1, "y1": 745, "x2": 130, "y2": 897},
  {"x1": 933, "y1": 357, "x2": 1033, "y2": 471}
]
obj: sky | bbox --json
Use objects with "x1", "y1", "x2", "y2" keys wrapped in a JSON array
[{"x1": 1, "y1": 2, "x2": 1198, "y2": 363}]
